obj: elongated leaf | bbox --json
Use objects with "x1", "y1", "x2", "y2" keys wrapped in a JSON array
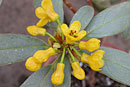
[
  {"x1": 21, "y1": 56, "x2": 71, "y2": 87},
  {"x1": 100, "y1": 47, "x2": 130, "y2": 86},
  {"x1": 0, "y1": 0, "x2": 2, "y2": 5},
  {"x1": 86, "y1": 2, "x2": 130, "y2": 38},
  {"x1": 70, "y1": 6, "x2": 94, "y2": 30},
  {"x1": 0, "y1": 34, "x2": 48, "y2": 66},
  {"x1": 122, "y1": 28, "x2": 130, "y2": 40},
  {"x1": 33, "y1": 0, "x2": 64, "y2": 29}
]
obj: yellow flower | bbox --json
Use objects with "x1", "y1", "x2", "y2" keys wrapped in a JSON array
[
  {"x1": 81, "y1": 50, "x2": 105, "y2": 71},
  {"x1": 72, "y1": 62, "x2": 85, "y2": 80},
  {"x1": 27, "y1": 25, "x2": 46, "y2": 36},
  {"x1": 33, "y1": 47, "x2": 55, "y2": 63},
  {"x1": 35, "y1": 0, "x2": 59, "y2": 27},
  {"x1": 61, "y1": 21, "x2": 87, "y2": 44},
  {"x1": 79, "y1": 38, "x2": 101, "y2": 52},
  {"x1": 25, "y1": 57, "x2": 42, "y2": 71},
  {"x1": 51, "y1": 63, "x2": 65, "y2": 85}
]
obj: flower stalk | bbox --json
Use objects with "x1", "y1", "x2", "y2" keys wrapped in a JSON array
[
  {"x1": 67, "y1": 48, "x2": 76, "y2": 62},
  {"x1": 71, "y1": 46, "x2": 81, "y2": 57},
  {"x1": 46, "y1": 32, "x2": 58, "y2": 43},
  {"x1": 56, "y1": 19, "x2": 64, "y2": 42},
  {"x1": 60, "y1": 47, "x2": 66, "y2": 63}
]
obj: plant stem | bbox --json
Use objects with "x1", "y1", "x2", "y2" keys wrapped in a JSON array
[
  {"x1": 63, "y1": 0, "x2": 77, "y2": 13},
  {"x1": 73, "y1": 42, "x2": 79, "y2": 46},
  {"x1": 67, "y1": 48, "x2": 76, "y2": 62},
  {"x1": 60, "y1": 47, "x2": 66, "y2": 63},
  {"x1": 71, "y1": 46, "x2": 81, "y2": 57},
  {"x1": 46, "y1": 32, "x2": 58, "y2": 43},
  {"x1": 56, "y1": 19, "x2": 64, "y2": 42}
]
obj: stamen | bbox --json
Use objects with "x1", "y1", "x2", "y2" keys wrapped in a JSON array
[
  {"x1": 69, "y1": 30, "x2": 77, "y2": 38},
  {"x1": 74, "y1": 36, "x2": 78, "y2": 38}
]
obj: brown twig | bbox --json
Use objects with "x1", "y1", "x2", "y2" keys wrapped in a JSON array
[
  {"x1": 63, "y1": 0, "x2": 77, "y2": 13},
  {"x1": 87, "y1": 0, "x2": 94, "y2": 7}
]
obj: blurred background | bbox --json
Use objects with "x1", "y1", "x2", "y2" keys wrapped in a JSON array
[{"x1": 0, "y1": 0, "x2": 129, "y2": 87}]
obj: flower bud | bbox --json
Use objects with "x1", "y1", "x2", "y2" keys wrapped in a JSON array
[
  {"x1": 51, "y1": 63, "x2": 65, "y2": 85},
  {"x1": 47, "y1": 11, "x2": 59, "y2": 22},
  {"x1": 41, "y1": 0, "x2": 59, "y2": 22},
  {"x1": 81, "y1": 50, "x2": 105, "y2": 71},
  {"x1": 72, "y1": 62, "x2": 85, "y2": 80},
  {"x1": 27, "y1": 25, "x2": 46, "y2": 36},
  {"x1": 35, "y1": 7, "x2": 47, "y2": 19},
  {"x1": 91, "y1": 50, "x2": 105, "y2": 60},
  {"x1": 33, "y1": 47, "x2": 55, "y2": 63},
  {"x1": 79, "y1": 38, "x2": 100, "y2": 52},
  {"x1": 36, "y1": 18, "x2": 50, "y2": 27},
  {"x1": 81, "y1": 53, "x2": 89, "y2": 63},
  {"x1": 25, "y1": 57, "x2": 42, "y2": 71}
]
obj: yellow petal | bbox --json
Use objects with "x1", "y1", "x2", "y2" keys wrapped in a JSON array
[
  {"x1": 27, "y1": 25, "x2": 46, "y2": 36},
  {"x1": 35, "y1": 7, "x2": 47, "y2": 19},
  {"x1": 67, "y1": 31, "x2": 85, "y2": 42},
  {"x1": 41, "y1": 0, "x2": 59, "y2": 22},
  {"x1": 47, "y1": 10, "x2": 59, "y2": 22},
  {"x1": 87, "y1": 50, "x2": 105, "y2": 71},
  {"x1": 77, "y1": 30, "x2": 86, "y2": 40},
  {"x1": 92, "y1": 50, "x2": 105, "y2": 60},
  {"x1": 89, "y1": 59, "x2": 104, "y2": 71},
  {"x1": 25, "y1": 57, "x2": 42, "y2": 71},
  {"x1": 81, "y1": 53, "x2": 89, "y2": 63},
  {"x1": 61, "y1": 24, "x2": 70, "y2": 36},
  {"x1": 70, "y1": 21, "x2": 81, "y2": 33},
  {"x1": 66, "y1": 37, "x2": 73, "y2": 44},
  {"x1": 79, "y1": 41, "x2": 86, "y2": 50},
  {"x1": 67, "y1": 35, "x2": 80, "y2": 43},
  {"x1": 41, "y1": 0, "x2": 53, "y2": 10},
  {"x1": 36, "y1": 18, "x2": 49, "y2": 27}
]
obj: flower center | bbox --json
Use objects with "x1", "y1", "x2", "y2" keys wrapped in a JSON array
[{"x1": 69, "y1": 30, "x2": 78, "y2": 38}]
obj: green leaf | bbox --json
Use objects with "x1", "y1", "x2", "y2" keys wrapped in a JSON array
[
  {"x1": 100, "y1": 47, "x2": 130, "y2": 86},
  {"x1": 122, "y1": 28, "x2": 130, "y2": 40},
  {"x1": 20, "y1": 56, "x2": 71, "y2": 87},
  {"x1": 33, "y1": 0, "x2": 64, "y2": 29},
  {"x1": 0, "y1": 0, "x2": 2, "y2": 5},
  {"x1": 86, "y1": 2, "x2": 130, "y2": 38},
  {"x1": 70, "y1": 6, "x2": 94, "y2": 30},
  {"x1": 0, "y1": 34, "x2": 48, "y2": 66}
]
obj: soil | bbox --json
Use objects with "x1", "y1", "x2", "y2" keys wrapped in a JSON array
[{"x1": 0, "y1": 0, "x2": 129, "y2": 87}]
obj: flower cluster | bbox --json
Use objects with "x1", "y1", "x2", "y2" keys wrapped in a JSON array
[{"x1": 25, "y1": 0, "x2": 105, "y2": 86}]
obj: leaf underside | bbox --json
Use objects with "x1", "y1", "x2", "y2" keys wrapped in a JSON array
[
  {"x1": 0, "y1": 34, "x2": 48, "y2": 66},
  {"x1": 122, "y1": 28, "x2": 130, "y2": 40},
  {"x1": 86, "y1": 2, "x2": 130, "y2": 38},
  {"x1": 100, "y1": 47, "x2": 130, "y2": 86},
  {"x1": 70, "y1": 6, "x2": 94, "y2": 30}
]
